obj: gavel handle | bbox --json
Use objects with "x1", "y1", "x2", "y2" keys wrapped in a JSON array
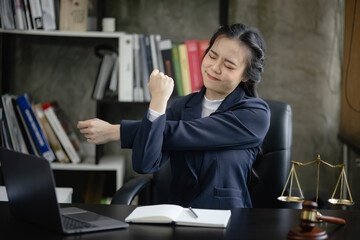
[{"x1": 317, "y1": 215, "x2": 346, "y2": 225}]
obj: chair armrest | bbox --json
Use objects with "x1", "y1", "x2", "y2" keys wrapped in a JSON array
[{"x1": 111, "y1": 177, "x2": 151, "y2": 205}]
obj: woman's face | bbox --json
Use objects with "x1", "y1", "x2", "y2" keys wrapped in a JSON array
[{"x1": 201, "y1": 36, "x2": 249, "y2": 100}]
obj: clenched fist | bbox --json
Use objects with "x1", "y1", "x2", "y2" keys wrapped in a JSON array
[{"x1": 148, "y1": 69, "x2": 174, "y2": 114}]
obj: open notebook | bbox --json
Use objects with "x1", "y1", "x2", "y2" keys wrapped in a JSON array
[{"x1": 125, "y1": 204, "x2": 231, "y2": 228}]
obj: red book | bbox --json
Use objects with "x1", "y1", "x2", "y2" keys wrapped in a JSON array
[
  {"x1": 185, "y1": 40, "x2": 203, "y2": 92},
  {"x1": 198, "y1": 40, "x2": 210, "y2": 60}
]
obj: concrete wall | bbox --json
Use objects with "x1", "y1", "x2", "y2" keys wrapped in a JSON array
[
  {"x1": 7, "y1": 0, "x2": 359, "y2": 208},
  {"x1": 229, "y1": 0, "x2": 348, "y2": 208}
]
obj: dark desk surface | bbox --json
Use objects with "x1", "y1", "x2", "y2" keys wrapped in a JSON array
[{"x1": 0, "y1": 201, "x2": 359, "y2": 240}]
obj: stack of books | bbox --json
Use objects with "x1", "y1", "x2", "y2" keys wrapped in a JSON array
[
  {"x1": 0, "y1": 93, "x2": 83, "y2": 164},
  {"x1": 0, "y1": 0, "x2": 88, "y2": 31},
  {"x1": 92, "y1": 32, "x2": 210, "y2": 102}
]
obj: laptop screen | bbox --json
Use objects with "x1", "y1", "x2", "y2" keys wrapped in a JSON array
[{"x1": 1, "y1": 147, "x2": 66, "y2": 232}]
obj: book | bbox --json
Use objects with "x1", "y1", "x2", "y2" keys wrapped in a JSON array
[
  {"x1": 0, "y1": 101, "x2": 14, "y2": 150},
  {"x1": 125, "y1": 204, "x2": 231, "y2": 228},
  {"x1": 198, "y1": 39, "x2": 210, "y2": 60},
  {"x1": 29, "y1": 0, "x2": 44, "y2": 29},
  {"x1": 16, "y1": 94, "x2": 56, "y2": 161},
  {"x1": 54, "y1": 0, "x2": 61, "y2": 30},
  {"x1": 178, "y1": 44, "x2": 192, "y2": 95},
  {"x1": 108, "y1": 54, "x2": 119, "y2": 93},
  {"x1": 139, "y1": 34, "x2": 151, "y2": 102},
  {"x1": 0, "y1": 108, "x2": 8, "y2": 147},
  {"x1": 59, "y1": 0, "x2": 88, "y2": 31},
  {"x1": 92, "y1": 52, "x2": 117, "y2": 100},
  {"x1": 1, "y1": 0, "x2": 16, "y2": 29},
  {"x1": 41, "y1": 0, "x2": 57, "y2": 30},
  {"x1": 172, "y1": 45, "x2": 184, "y2": 96},
  {"x1": 49, "y1": 101, "x2": 84, "y2": 158},
  {"x1": 12, "y1": 99, "x2": 40, "y2": 156},
  {"x1": 2, "y1": 94, "x2": 29, "y2": 154},
  {"x1": 132, "y1": 33, "x2": 144, "y2": 102},
  {"x1": 186, "y1": 40, "x2": 203, "y2": 92},
  {"x1": 144, "y1": 35, "x2": 154, "y2": 74},
  {"x1": 0, "y1": 108, "x2": 5, "y2": 147},
  {"x1": 48, "y1": 101, "x2": 83, "y2": 159},
  {"x1": 33, "y1": 103, "x2": 69, "y2": 163},
  {"x1": 0, "y1": 3, "x2": 2, "y2": 29},
  {"x1": 118, "y1": 33, "x2": 134, "y2": 102},
  {"x1": 155, "y1": 35, "x2": 165, "y2": 73},
  {"x1": 159, "y1": 39, "x2": 177, "y2": 97},
  {"x1": 42, "y1": 102, "x2": 81, "y2": 164},
  {"x1": 0, "y1": 109, "x2": 13, "y2": 149},
  {"x1": 23, "y1": 0, "x2": 33, "y2": 30},
  {"x1": 159, "y1": 40, "x2": 173, "y2": 77},
  {"x1": 13, "y1": 0, "x2": 27, "y2": 30},
  {"x1": 149, "y1": 34, "x2": 159, "y2": 71}
]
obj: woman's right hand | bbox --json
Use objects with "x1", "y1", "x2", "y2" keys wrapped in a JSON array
[
  {"x1": 77, "y1": 118, "x2": 120, "y2": 145},
  {"x1": 148, "y1": 69, "x2": 174, "y2": 114}
]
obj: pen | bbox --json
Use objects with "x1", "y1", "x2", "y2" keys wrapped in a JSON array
[{"x1": 189, "y1": 207, "x2": 198, "y2": 219}]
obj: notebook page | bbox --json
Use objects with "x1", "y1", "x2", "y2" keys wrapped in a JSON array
[
  {"x1": 125, "y1": 204, "x2": 184, "y2": 223},
  {"x1": 175, "y1": 208, "x2": 231, "y2": 228}
]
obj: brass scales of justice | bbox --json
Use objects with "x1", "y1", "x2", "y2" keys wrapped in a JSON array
[{"x1": 278, "y1": 154, "x2": 354, "y2": 206}]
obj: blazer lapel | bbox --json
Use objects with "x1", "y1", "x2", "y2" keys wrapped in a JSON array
[
  {"x1": 181, "y1": 88, "x2": 205, "y2": 121},
  {"x1": 215, "y1": 85, "x2": 246, "y2": 113}
]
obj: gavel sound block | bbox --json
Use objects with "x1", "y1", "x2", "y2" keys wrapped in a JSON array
[{"x1": 288, "y1": 201, "x2": 346, "y2": 240}]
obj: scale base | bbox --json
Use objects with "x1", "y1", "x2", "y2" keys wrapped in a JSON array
[{"x1": 288, "y1": 226, "x2": 328, "y2": 240}]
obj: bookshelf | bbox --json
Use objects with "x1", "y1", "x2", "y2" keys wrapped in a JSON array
[
  {"x1": 0, "y1": 0, "x2": 229, "y2": 204},
  {"x1": 0, "y1": 29, "x2": 129, "y2": 202}
]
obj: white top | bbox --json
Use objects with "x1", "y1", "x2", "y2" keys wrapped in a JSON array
[{"x1": 201, "y1": 96, "x2": 223, "y2": 117}]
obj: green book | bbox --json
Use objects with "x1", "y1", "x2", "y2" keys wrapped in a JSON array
[{"x1": 172, "y1": 45, "x2": 184, "y2": 96}]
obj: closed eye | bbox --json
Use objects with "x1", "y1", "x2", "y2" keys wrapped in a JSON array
[
  {"x1": 209, "y1": 52, "x2": 216, "y2": 59},
  {"x1": 210, "y1": 50, "x2": 237, "y2": 68}
]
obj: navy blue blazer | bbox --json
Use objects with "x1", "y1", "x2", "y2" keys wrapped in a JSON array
[{"x1": 121, "y1": 85, "x2": 270, "y2": 209}]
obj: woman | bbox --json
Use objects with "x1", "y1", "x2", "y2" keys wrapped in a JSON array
[{"x1": 78, "y1": 23, "x2": 270, "y2": 209}]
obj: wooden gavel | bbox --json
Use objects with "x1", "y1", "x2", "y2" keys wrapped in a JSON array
[
  {"x1": 288, "y1": 201, "x2": 346, "y2": 240},
  {"x1": 316, "y1": 211, "x2": 346, "y2": 225}
]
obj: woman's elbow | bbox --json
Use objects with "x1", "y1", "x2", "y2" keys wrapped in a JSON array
[{"x1": 132, "y1": 154, "x2": 161, "y2": 174}]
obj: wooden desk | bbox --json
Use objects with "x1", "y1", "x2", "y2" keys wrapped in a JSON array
[{"x1": 0, "y1": 202, "x2": 358, "y2": 240}]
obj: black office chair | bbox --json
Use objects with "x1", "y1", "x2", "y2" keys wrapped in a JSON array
[{"x1": 111, "y1": 99, "x2": 294, "y2": 208}]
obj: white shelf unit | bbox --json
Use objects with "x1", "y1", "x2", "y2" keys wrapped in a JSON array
[
  {"x1": 0, "y1": 29, "x2": 123, "y2": 38},
  {"x1": 0, "y1": 186, "x2": 73, "y2": 203},
  {"x1": 51, "y1": 155, "x2": 125, "y2": 190}
]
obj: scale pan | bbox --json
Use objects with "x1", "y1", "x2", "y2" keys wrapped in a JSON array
[
  {"x1": 328, "y1": 198, "x2": 354, "y2": 206},
  {"x1": 277, "y1": 196, "x2": 304, "y2": 203}
]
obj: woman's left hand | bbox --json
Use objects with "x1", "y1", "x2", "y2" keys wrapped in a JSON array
[{"x1": 148, "y1": 69, "x2": 174, "y2": 114}]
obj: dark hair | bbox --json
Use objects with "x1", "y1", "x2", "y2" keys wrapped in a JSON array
[{"x1": 204, "y1": 24, "x2": 266, "y2": 97}]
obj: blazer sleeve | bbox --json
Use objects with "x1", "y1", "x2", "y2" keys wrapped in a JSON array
[
  {"x1": 121, "y1": 113, "x2": 169, "y2": 174},
  {"x1": 163, "y1": 105, "x2": 270, "y2": 151}
]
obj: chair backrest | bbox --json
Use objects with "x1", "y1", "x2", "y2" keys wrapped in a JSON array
[
  {"x1": 150, "y1": 99, "x2": 293, "y2": 208},
  {"x1": 250, "y1": 99, "x2": 293, "y2": 208}
]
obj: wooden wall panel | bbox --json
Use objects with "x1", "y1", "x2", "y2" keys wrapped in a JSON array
[{"x1": 339, "y1": 0, "x2": 360, "y2": 151}]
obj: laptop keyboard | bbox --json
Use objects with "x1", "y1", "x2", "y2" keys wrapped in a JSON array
[{"x1": 61, "y1": 215, "x2": 94, "y2": 230}]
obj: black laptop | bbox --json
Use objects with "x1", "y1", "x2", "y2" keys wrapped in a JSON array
[{"x1": 0, "y1": 147, "x2": 129, "y2": 234}]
